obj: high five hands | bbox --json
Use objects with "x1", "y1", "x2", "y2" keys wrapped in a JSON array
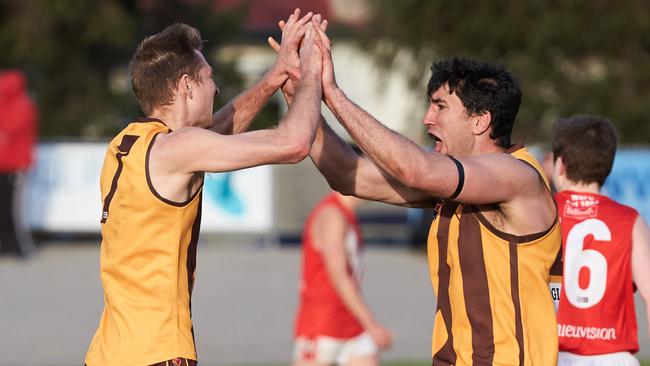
[
  {"x1": 269, "y1": 8, "x2": 313, "y2": 81},
  {"x1": 267, "y1": 9, "x2": 336, "y2": 99}
]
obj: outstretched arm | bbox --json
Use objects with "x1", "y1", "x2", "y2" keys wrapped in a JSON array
[
  {"x1": 632, "y1": 215, "x2": 650, "y2": 336},
  {"x1": 270, "y1": 19, "x2": 435, "y2": 207},
  {"x1": 312, "y1": 206, "x2": 393, "y2": 349},
  {"x1": 210, "y1": 8, "x2": 312, "y2": 135},
  {"x1": 311, "y1": 119, "x2": 436, "y2": 207},
  {"x1": 312, "y1": 22, "x2": 543, "y2": 206},
  {"x1": 150, "y1": 22, "x2": 324, "y2": 174}
]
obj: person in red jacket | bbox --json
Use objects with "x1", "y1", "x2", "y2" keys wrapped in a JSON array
[{"x1": 0, "y1": 69, "x2": 37, "y2": 258}]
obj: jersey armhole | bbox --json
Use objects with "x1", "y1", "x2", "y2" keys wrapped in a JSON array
[
  {"x1": 518, "y1": 158, "x2": 559, "y2": 222},
  {"x1": 145, "y1": 132, "x2": 202, "y2": 207}
]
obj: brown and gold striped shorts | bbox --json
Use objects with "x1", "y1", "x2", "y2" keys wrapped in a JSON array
[
  {"x1": 151, "y1": 358, "x2": 197, "y2": 366},
  {"x1": 85, "y1": 358, "x2": 197, "y2": 366}
]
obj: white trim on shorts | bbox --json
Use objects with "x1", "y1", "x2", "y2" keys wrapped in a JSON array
[
  {"x1": 558, "y1": 351, "x2": 640, "y2": 366},
  {"x1": 293, "y1": 332, "x2": 378, "y2": 365}
]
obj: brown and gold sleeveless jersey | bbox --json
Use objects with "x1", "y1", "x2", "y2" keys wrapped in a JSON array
[
  {"x1": 427, "y1": 147, "x2": 562, "y2": 366},
  {"x1": 85, "y1": 119, "x2": 202, "y2": 366}
]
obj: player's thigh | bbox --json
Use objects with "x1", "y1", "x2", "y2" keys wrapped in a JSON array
[{"x1": 338, "y1": 333, "x2": 379, "y2": 366}]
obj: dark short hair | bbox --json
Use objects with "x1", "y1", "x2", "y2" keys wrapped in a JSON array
[
  {"x1": 130, "y1": 23, "x2": 204, "y2": 115},
  {"x1": 427, "y1": 58, "x2": 521, "y2": 148},
  {"x1": 551, "y1": 115, "x2": 617, "y2": 186}
]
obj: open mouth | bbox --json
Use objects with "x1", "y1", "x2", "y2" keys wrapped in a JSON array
[{"x1": 429, "y1": 133, "x2": 443, "y2": 153}]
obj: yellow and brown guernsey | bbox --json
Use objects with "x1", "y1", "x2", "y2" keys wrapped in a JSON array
[
  {"x1": 85, "y1": 118, "x2": 202, "y2": 366},
  {"x1": 427, "y1": 146, "x2": 562, "y2": 366}
]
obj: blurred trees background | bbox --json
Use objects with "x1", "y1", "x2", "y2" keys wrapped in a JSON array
[
  {"x1": 0, "y1": 0, "x2": 247, "y2": 138},
  {"x1": 0, "y1": 0, "x2": 648, "y2": 143},
  {"x1": 364, "y1": 0, "x2": 650, "y2": 143}
]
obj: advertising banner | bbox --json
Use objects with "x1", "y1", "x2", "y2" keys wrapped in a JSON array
[{"x1": 25, "y1": 142, "x2": 272, "y2": 233}]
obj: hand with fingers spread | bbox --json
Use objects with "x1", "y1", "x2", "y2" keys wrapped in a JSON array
[{"x1": 269, "y1": 8, "x2": 313, "y2": 81}]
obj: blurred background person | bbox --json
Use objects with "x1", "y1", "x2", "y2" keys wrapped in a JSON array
[
  {"x1": 294, "y1": 190, "x2": 392, "y2": 366},
  {"x1": 551, "y1": 115, "x2": 650, "y2": 366},
  {"x1": 0, "y1": 69, "x2": 37, "y2": 258}
]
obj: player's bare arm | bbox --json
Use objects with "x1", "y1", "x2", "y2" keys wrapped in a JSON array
[
  {"x1": 311, "y1": 119, "x2": 436, "y2": 208},
  {"x1": 211, "y1": 8, "x2": 313, "y2": 135},
  {"x1": 632, "y1": 215, "x2": 650, "y2": 335},
  {"x1": 313, "y1": 22, "x2": 554, "y2": 234},
  {"x1": 268, "y1": 19, "x2": 434, "y2": 208},
  {"x1": 280, "y1": 79, "x2": 436, "y2": 207},
  {"x1": 313, "y1": 206, "x2": 393, "y2": 349},
  {"x1": 322, "y1": 85, "x2": 552, "y2": 232},
  {"x1": 149, "y1": 24, "x2": 323, "y2": 203}
]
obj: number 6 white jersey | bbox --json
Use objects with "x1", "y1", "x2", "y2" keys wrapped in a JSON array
[{"x1": 555, "y1": 190, "x2": 639, "y2": 355}]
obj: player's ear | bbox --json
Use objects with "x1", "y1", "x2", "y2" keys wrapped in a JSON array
[
  {"x1": 178, "y1": 74, "x2": 192, "y2": 98},
  {"x1": 471, "y1": 111, "x2": 491, "y2": 136}
]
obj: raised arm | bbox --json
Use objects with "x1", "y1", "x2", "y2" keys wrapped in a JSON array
[
  {"x1": 150, "y1": 23, "x2": 323, "y2": 174},
  {"x1": 210, "y1": 9, "x2": 312, "y2": 135},
  {"x1": 312, "y1": 21, "x2": 542, "y2": 206},
  {"x1": 311, "y1": 119, "x2": 436, "y2": 207},
  {"x1": 270, "y1": 18, "x2": 434, "y2": 207},
  {"x1": 312, "y1": 206, "x2": 393, "y2": 349},
  {"x1": 632, "y1": 215, "x2": 650, "y2": 336}
]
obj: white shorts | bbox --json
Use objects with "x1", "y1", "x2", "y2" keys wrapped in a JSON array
[
  {"x1": 558, "y1": 351, "x2": 639, "y2": 366},
  {"x1": 293, "y1": 332, "x2": 379, "y2": 365}
]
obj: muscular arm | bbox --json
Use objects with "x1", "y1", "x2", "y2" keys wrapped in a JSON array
[
  {"x1": 148, "y1": 26, "x2": 323, "y2": 202},
  {"x1": 310, "y1": 118, "x2": 436, "y2": 207},
  {"x1": 323, "y1": 87, "x2": 543, "y2": 205},
  {"x1": 155, "y1": 65, "x2": 322, "y2": 173},
  {"x1": 313, "y1": 24, "x2": 543, "y2": 207},
  {"x1": 313, "y1": 206, "x2": 392, "y2": 349},
  {"x1": 632, "y1": 215, "x2": 650, "y2": 336},
  {"x1": 278, "y1": 60, "x2": 434, "y2": 207},
  {"x1": 210, "y1": 9, "x2": 313, "y2": 135},
  {"x1": 210, "y1": 69, "x2": 286, "y2": 135}
]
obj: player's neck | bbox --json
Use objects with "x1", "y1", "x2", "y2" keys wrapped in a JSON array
[
  {"x1": 473, "y1": 137, "x2": 506, "y2": 156},
  {"x1": 148, "y1": 105, "x2": 189, "y2": 131},
  {"x1": 563, "y1": 181, "x2": 601, "y2": 195}
]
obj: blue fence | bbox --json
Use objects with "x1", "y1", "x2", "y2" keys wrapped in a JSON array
[{"x1": 603, "y1": 149, "x2": 650, "y2": 222}]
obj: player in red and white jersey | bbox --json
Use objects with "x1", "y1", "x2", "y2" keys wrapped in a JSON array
[
  {"x1": 294, "y1": 192, "x2": 392, "y2": 366},
  {"x1": 551, "y1": 115, "x2": 650, "y2": 366}
]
